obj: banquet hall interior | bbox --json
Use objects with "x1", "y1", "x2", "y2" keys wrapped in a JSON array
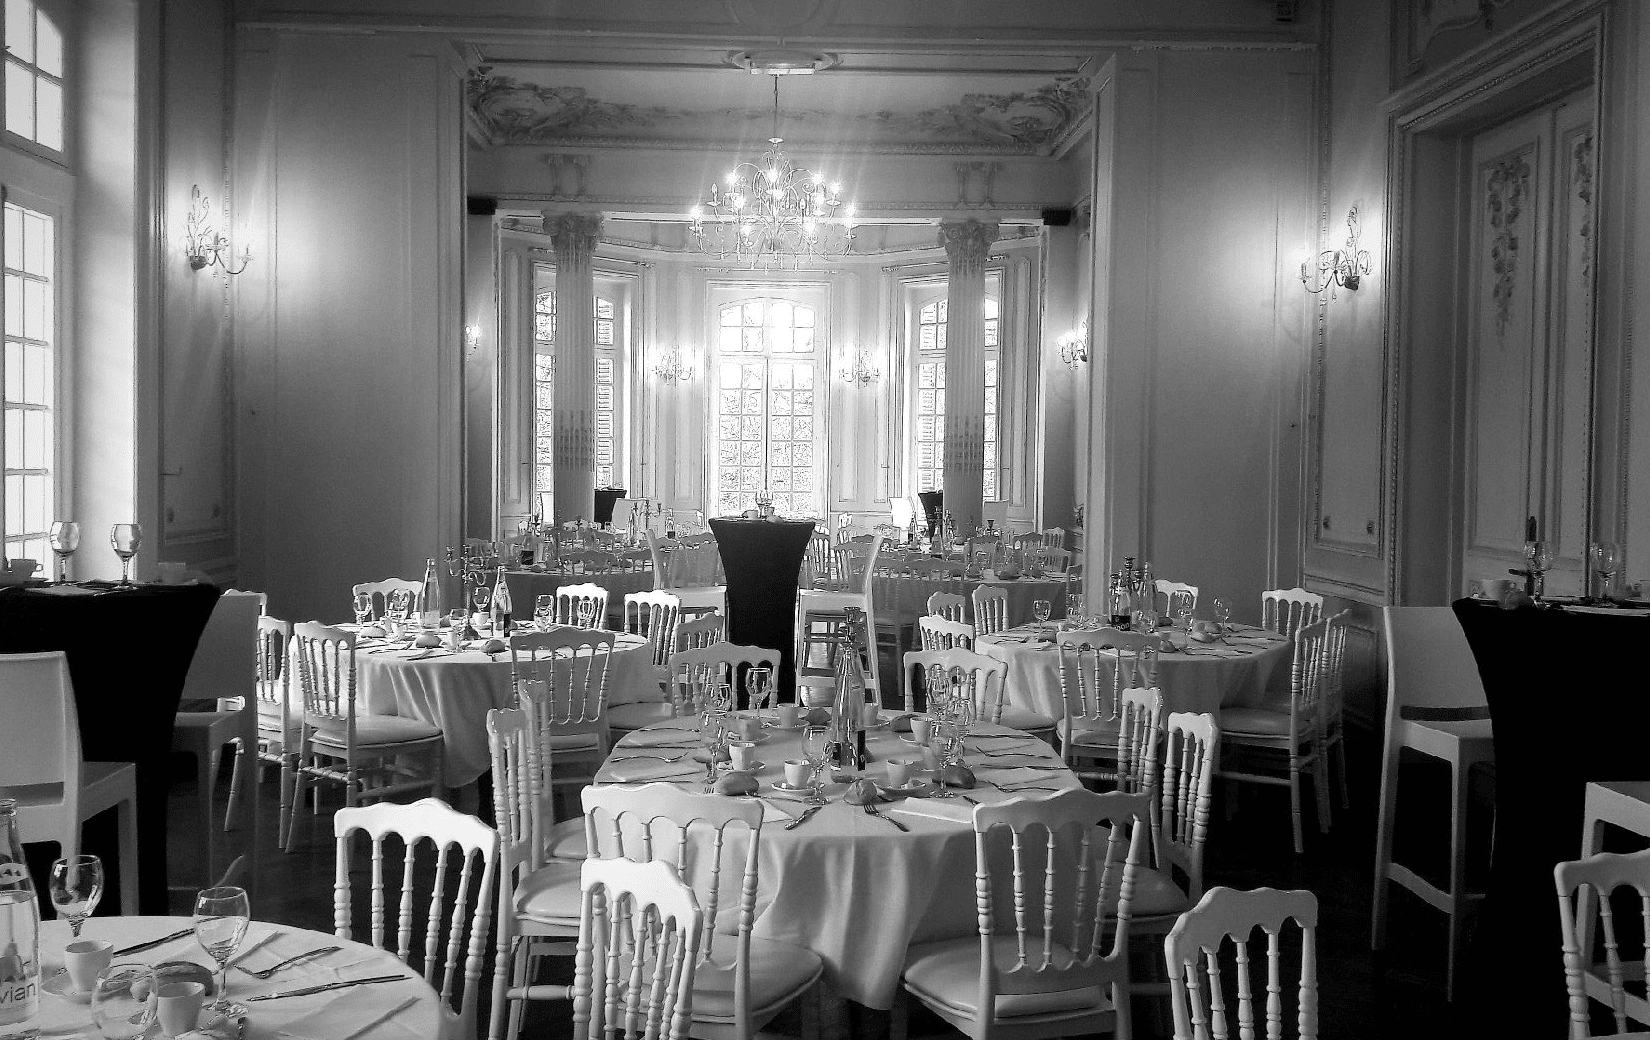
[{"x1": 2, "y1": 0, "x2": 1648, "y2": 1038}]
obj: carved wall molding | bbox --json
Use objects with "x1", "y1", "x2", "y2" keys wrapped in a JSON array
[{"x1": 1485, "y1": 151, "x2": 1530, "y2": 339}]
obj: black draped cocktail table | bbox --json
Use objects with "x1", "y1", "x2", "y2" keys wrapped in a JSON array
[{"x1": 707, "y1": 518, "x2": 814, "y2": 700}]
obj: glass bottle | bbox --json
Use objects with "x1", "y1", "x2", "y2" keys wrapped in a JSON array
[
  {"x1": 491, "y1": 566, "x2": 513, "y2": 634},
  {"x1": 519, "y1": 518, "x2": 537, "y2": 568},
  {"x1": 0, "y1": 799, "x2": 40, "y2": 1028},
  {"x1": 418, "y1": 558, "x2": 443, "y2": 628},
  {"x1": 831, "y1": 608, "x2": 870, "y2": 770}
]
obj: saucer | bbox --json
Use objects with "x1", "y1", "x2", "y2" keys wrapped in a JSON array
[
  {"x1": 42, "y1": 968, "x2": 91, "y2": 1004},
  {"x1": 770, "y1": 780, "x2": 815, "y2": 793},
  {"x1": 764, "y1": 720, "x2": 806, "y2": 731},
  {"x1": 879, "y1": 779, "x2": 933, "y2": 797},
  {"x1": 728, "y1": 760, "x2": 766, "y2": 772},
  {"x1": 860, "y1": 715, "x2": 895, "y2": 730}
]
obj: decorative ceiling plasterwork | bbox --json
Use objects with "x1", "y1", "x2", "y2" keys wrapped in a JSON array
[{"x1": 467, "y1": 72, "x2": 1092, "y2": 156}]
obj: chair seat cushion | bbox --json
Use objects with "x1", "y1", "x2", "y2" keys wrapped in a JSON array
[
  {"x1": 549, "y1": 732, "x2": 602, "y2": 754},
  {"x1": 513, "y1": 860, "x2": 584, "y2": 926},
  {"x1": 1059, "y1": 717, "x2": 1121, "y2": 748},
  {"x1": 904, "y1": 935, "x2": 1111, "y2": 1020},
  {"x1": 1081, "y1": 859, "x2": 1189, "y2": 921},
  {"x1": 994, "y1": 706, "x2": 1056, "y2": 733},
  {"x1": 606, "y1": 702, "x2": 676, "y2": 731},
  {"x1": 306, "y1": 713, "x2": 442, "y2": 747},
  {"x1": 690, "y1": 937, "x2": 822, "y2": 1022},
  {"x1": 1220, "y1": 707, "x2": 1296, "y2": 737},
  {"x1": 256, "y1": 700, "x2": 283, "y2": 721},
  {"x1": 545, "y1": 818, "x2": 587, "y2": 861}
]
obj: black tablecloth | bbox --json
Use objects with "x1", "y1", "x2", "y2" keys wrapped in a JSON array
[
  {"x1": 707, "y1": 519, "x2": 814, "y2": 700},
  {"x1": 0, "y1": 582, "x2": 221, "y2": 913},
  {"x1": 1451, "y1": 599, "x2": 1650, "y2": 1033},
  {"x1": 594, "y1": 488, "x2": 626, "y2": 526},
  {"x1": 918, "y1": 491, "x2": 944, "y2": 537}
]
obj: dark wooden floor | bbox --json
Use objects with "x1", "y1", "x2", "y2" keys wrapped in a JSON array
[{"x1": 156, "y1": 709, "x2": 1473, "y2": 1038}]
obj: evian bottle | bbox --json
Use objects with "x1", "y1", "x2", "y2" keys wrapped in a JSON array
[{"x1": 0, "y1": 799, "x2": 40, "y2": 1027}]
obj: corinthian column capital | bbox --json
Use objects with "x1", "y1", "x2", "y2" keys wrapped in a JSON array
[
  {"x1": 937, "y1": 219, "x2": 999, "y2": 267},
  {"x1": 546, "y1": 212, "x2": 603, "y2": 260}
]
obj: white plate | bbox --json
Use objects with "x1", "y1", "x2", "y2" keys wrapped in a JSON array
[
  {"x1": 770, "y1": 780, "x2": 815, "y2": 793},
  {"x1": 880, "y1": 779, "x2": 933, "y2": 796},
  {"x1": 42, "y1": 968, "x2": 91, "y2": 1004}
]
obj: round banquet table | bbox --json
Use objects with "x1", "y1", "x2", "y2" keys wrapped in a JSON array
[
  {"x1": 27, "y1": 915, "x2": 443, "y2": 1039},
  {"x1": 503, "y1": 568, "x2": 654, "y2": 625},
  {"x1": 594, "y1": 717, "x2": 1080, "y2": 1009},
  {"x1": 873, "y1": 568, "x2": 1069, "y2": 628},
  {"x1": 976, "y1": 622, "x2": 1293, "y2": 720},
  {"x1": 357, "y1": 629, "x2": 656, "y2": 787}
]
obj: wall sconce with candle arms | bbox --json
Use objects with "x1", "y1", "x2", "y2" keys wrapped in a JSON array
[
  {"x1": 1057, "y1": 321, "x2": 1089, "y2": 367},
  {"x1": 1302, "y1": 206, "x2": 1372, "y2": 297},
  {"x1": 184, "y1": 185, "x2": 250, "y2": 275},
  {"x1": 653, "y1": 347, "x2": 694, "y2": 384},
  {"x1": 838, "y1": 347, "x2": 881, "y2": 386}
]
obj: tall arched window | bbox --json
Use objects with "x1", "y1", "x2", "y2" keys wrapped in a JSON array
[
  {"x1": 713, "y1": 298, "x2": 820, "y2": 517},
  {"x1": 912, "y1": 295, "x2": 1000, "y2": 499},
  {"x1": 534, "y1": 289, "x2": 623, "y2": 508},
  {"x1": 3, "y1": 0, "x2": 63, "y2": 151}
]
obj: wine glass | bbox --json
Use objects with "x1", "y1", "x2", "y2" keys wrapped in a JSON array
[
  {"x1": 803, "y1": 725, "x2": 831, "y2": 805},
  {"x1": 1213, "y1": 598, "x2": 1232, "y2": 633},
  {"x1": 1592, "y1": 542, "x2": 1620, "y2": 601},
  {"x1": 578, "y1": 599, "x2": 596, "y2": 630},
  {"x1": 49, "y1": 854, "x2": 103, "y2": 938},
  {"x1": 48, "y1": 520, "x2": 80, "y2": 583},
  {"x1": 1526, "y1": 541, "x2": 1556, "y2": 599},
  {"x1": 1033, "y1": 599, "x2": 1052, "y2": 636},
  {"x1": 534, "y1": 595, "x2": 554, "y2": 630},
  {"x1": 90, "y1": 963, "x2": 156, "y2": 1040},
  {"x1": 1176, "y1": 594, "x2": 1196, "y2": 634},
  {"x1": 110, "y1": 524, "x2": 141, "y2": 587},
  {"x1": 748, "y1": 666, "x2": 774, "y2": 717},
  {"x1": 1066, "y1": 592, "x2": 1084, "y2": 627},
  {"x1": 472, "y1": 586, "x2": 492, "y2": 632},
  {"x1": 353, "y1": 592, "x2": 374, "y2": 627},
  {"x1": 193, "y1": 886, "x2": 251, "y2": 1017}
]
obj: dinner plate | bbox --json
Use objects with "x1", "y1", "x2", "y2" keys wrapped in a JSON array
[{"x1": 42, "y1": 968, "x2": 91, "y2": 1004}]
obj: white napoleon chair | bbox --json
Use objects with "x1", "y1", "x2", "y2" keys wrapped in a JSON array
[
  {"x1": 794, "y1": 533, "x2": 884, "y2": 700},
  {"x1": 647, "y1": 532, "x2": 728, "y2": 620},
  {"x1": 1555, "y1": 847, "x2": 1650, "y2": 1038},
  {"x1": 917, "y1": 614, "x2": 976, "y2": 652},
  {"x1": 604, "y1": 591, "x2": 685, "y2": 735},
  {"x1": 1163, "y1": 887, "x2": 1319, "y2": 1040},
  {"x1": 665, "y1": 641, "x2": 782, "y2": 718},
  {"x1": 926, "y1": 591, "x2": 969, "y2": 624},
  {"x1": 352, "y1": 577, "x2": 423, "y2": 620},
  {"x1": 970, "y1": 584, "x2": 1010, "y2": 637},
  {"x1": 1153, "y1": 580, "x2": 1200, "y2": 620},
  {"x1": 251, "y1": 615, "x2": 299, "y2": 849},
  {"x1": 1260, "y1": 587, "x2": 1324, "y2": 639},
  {"x1": 674, "y1": 611, "x2": 726, "y2": 653},
  {"x1": 508, "y1": 628, "x2": 616, "y2": 793},
  {"x1": 554, "y1": 582, "x2": 610, "y2": 630},
  {"x1": 1056, "y1": 628, "x2": 1162, "y2": 783},
  {"x1": 0, "y1": 651, "x2": 139, "y2": 913}
]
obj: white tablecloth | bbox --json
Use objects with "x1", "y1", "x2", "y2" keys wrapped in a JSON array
[
  {"x1": 976, "y1": 622, "x2": 1293, "y2": 720},
  {"x1": 873, "y1": 571, "x2": 1069, "y2": 627},
  {"x1": 594, "y1": 719, "x2": 1078, "y2": 1009},
  {"x1": 27, "y1": 916, "x2": 442, "y2": 1039},
  {"x1": 359, "y1": 632, "x2": 656, "y2": 787}
]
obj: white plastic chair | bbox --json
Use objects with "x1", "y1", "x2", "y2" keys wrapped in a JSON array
[
  {"x1": 1163, "y1": 887, "x2": 1319, "y2": 1040},
  {"x1": 1371, "y1": 606, "x2": 1493, "y2": 1000},
  {"x1": 1555, "y1": 848, "x2": 1650, "y2": 1038},
  {"x1": 646, "y1": 532, "x2": 727, "y2": 619},
  {"x1": 0, "y1": 651, "x2": 139, "y2": 913},
  {"x1": 333, "y1": 797, "x2": 498, "y2": 1039},
  {"x1": 288, "y1": 623, "x2": 444, "y2": 850},
  {"x1": 352, "y1": 578, "x2": 422, "y2": 620},
  {"x1": 554, "y1": 582, "x2": 610, "y2": 630},
  {"x1": 1261, "y1": 587, "x2": 1323, "y2": 639},
  {"x1": 896, "y1": 789, "x2": 1151, "y2": 1040},
  {"x1": 917, "y1": 614, "x2": 975, "y2": 652},
  {"x1": 970, "y1": 584, "x2": 1009, "y2": 637},
  {"x1": 170, "y1": 590, "x2": 263, "y2": 882},
  {"x1": 582, "y1": 785, "x2": 823, "y2": 1040},
  {"x1": 1217, "y1": 617, "x2": 1332, "y2": 855}
]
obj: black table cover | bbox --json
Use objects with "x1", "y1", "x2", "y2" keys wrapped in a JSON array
[
  {"x1": 1451, "y1": 599, "x2": 1650, "y2": 1033},
  {"x1": 593, "y1": 488, "x2": 626, "y2": 526},
  {"x1": 918, "y1": 491, "x2": 944, "y2": 537},
  {"x1": 0, "y1": 582, "x2": 220, "y2": 913},
  {"x1": 707, "y1": 519, "x2": 814, "y2": 701}
]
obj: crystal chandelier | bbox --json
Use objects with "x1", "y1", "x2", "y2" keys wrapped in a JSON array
[{"x1": 690, "y1": 77, "x2": 855, "y2": 270}]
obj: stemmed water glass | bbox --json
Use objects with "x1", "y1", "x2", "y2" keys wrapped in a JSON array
[
  {"x1": 90, "y1": 964, "x2": 156, "y2": 1040},
  {"x1": 1033, "y1": 599, "x2": 1052, "y2": 637},
  {"x1": 534, "y1": 595, "x2": 554, "y2": 630},
  {"x1": 1591, "y1": 542, "x2": 1620, "y2": 601},
  {"x1": 49, "y1": 854, "x2": 103, "y2": 938},
  {"x1": 803, "y1": 725, "x2": 831, "y2": 805},
  {"x1": 1176, "y1": 594, "x2": 1196, "y2": 634},
  {"x1": 1525, "y1": 541, "x2": 1556, "y2": 600},
  {"x1": 352, "y1": 592, "x2": 374, "y2": 628},
  {"x1": 1213, "y1": 599, "x2": 1232, "y2": 633},
  {"x1": 472, "y1": 586, "x2": 492, "y2": 632},
  {"x1": 578, "y1": 599, "x2": 597, "y2": 630},
  {"x1": 748, "y1": 666, "x2": 774, "y2": 717},
  {"x1": 48, "y1": 521, "x2": 80, "y2": 583},
  {"x1": 1066, "y1": 592, "x2": 1084, "y2": 628},
  {"x1": 110, "y1": 524, "x2": 141, "y2": 587},
  {"x1": 194, "y1": 885, "x2": 251, "y2": 1017}
]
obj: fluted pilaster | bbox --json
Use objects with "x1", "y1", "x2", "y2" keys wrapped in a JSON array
[
  {"x1": 938, "y1": 219, "x2": 998, "y2": 533},
  {"x1": 548, "y1": 212, "x2": 603, "y2": 525}
]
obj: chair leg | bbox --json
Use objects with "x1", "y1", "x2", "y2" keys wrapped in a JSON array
[
  {"x1": 116, "y1": 796, "x2": 140, "y2": 915},
  {"x1": 1335, "y1": 736, "x2": 1350, "y2": 810},
  {"x1": 286, "y1": 762, "x2": 308, "y2": 853},
  {"x1": 1289, "y1": 756, "x2": 1304, "y2": 855},
  {"x1": 197, "y1": 747, "x2": 217, "y2": 878},
  {"x1": 277, "y1": 757, "x2": 296, "y2": 850},
  {"x1": 1314, "y1": 752, "x2": 1333, "y2": 835},
  {"x1": 1371, "y1": 737, "x2": 1401, "y2": 950},
  {"x1": 889, "y1": 988, "x2": 908, "y2": 1040},
  {"x1": 1445, "y1": 753, "x2": 1471, "y2": 1002},
  {"x1": 224, "y1": 739, "x2": 248, "y2": 832}
]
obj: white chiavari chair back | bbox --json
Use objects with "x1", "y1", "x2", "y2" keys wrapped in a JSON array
[
  {"x1": 917, "y1": 614, "x2": 975, "y2": 651},
  {"x1": 1154, "y1": 580, "x2": 1200, "y2": 618},
  {"x1": 1164, "y1": 887, "x2": 1319, "y2": 1040},
  {"x1": 555, "y1": 582, "x2": 610, "y2": 629},
  {"x1": 1035, "y1": 547, "x2": 1072, "y2": 573},
  {"x1": 666, "y1": 641, "x2": 781, "y2": 715},
  {"x1": 901, "y1": 648, "x2": 1007, "y2": 721},
  {"x1": 674, "y1": 611, "x2": 726, "y2": 652},
  {"x1": 624, "y1": 590, "x2": 683, "y2": 671},
  {"x1": 1262, "y1": 587, "x2": 1324, "y2": 639},
  {"x1": 1116, "y1": 687, "x2": 1165, "y2": 797},
  {"x1": 970, "y1": 584, "x2": 1009, "y2": 637},
  {"x1": 1555, "y1": 847, "x2": 1650, "y2": 1038},
  {"x1": 926, "y1": 591, "x2": 968, "y2": 623},
  {"x1": 333, "y1": 798, "x2": 498, "y2": 1037},
  {"x1": 574, "y1": 858, "x2": 704, "y2": 1040},
  {"x1": 1159, "y1": 712, "x2": 1218, "y2": 904},
  {"x1": 1039, "y1": 527, "x2": 1068, "y2": 548},
  {"x1": 293, "y1": 622, "x2": 355, "y2": 724},
  {"x1": 254, "y1": 615, "x2": 298, "y2": 845},
  {"x1": 1057, "y1": 627, "x2": 1161, "y2": 728},
  {"x1": 509, "y1": 629, "x2": 615, "y2": 727},
  {"x1": 351, "y1": 578, "x2": 421, "y2": 620}
]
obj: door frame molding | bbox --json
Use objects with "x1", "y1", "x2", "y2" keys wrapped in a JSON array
[{"x1": 1383, "y1": 2, "x2": 1607, "y2": 605}]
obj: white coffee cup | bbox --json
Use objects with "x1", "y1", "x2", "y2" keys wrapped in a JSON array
[
  {"x1": 64, "y1": 939, "x2": 113, "y2": 993},
  {"x1": 784, "y1": 759, "x2": 810, "y2": 787},
  {"x1": 910, "y1": 717, "x2": 934, "y2": 745},
  {"x1": 885, "y1": 758, "x2": 913, "y2": 787},
  {"x1": 775, "y1": 703, "x2": 800, "y2": 728},
  {"x1": 861, "y1": 702, "x2": 881, "y2": 727},
  {"x1": 156, "y1": 980, "x2": 205, "y2": 1038},
  {"x1": 729, "y1": 741, "x2": 757, "y2": 771}
]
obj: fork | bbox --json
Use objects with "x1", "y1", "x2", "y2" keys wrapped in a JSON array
[
  {"x1": 611, "y1": 751, "x2": 690, "y2": 763},
  {"x1": 863, "y1": 802, "x2": 909, "y2": 831},
  {"x1": 234, "y1": 945, "x2": 342, "y2": 980}
]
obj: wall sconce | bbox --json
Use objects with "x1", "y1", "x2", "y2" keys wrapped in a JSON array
[
  {"x1": 1057, "y1": 322, "x2": 1089, "y2": 367},
  {"x1": 653, "y1": 347, "x2": 694, "y2": 384},
  {"x1": 464, "y1": 324, "x2": 481, "y2": 355},
  {"x1": 1302, "y1": 206, "x2": 1372, "y2": 296},
  {"x1": 184, "y1": 185, "x2": 250, "y2": 275},
  {"x1": 838, "y1": 347, "x2": 881, "y2": 386}
]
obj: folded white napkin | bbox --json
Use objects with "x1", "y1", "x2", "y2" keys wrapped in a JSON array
[
  {"x1": 622, "y1": 731, "x2": 701, "y2": 748},
  {"x1": 275, "y1": 991, "x2": 425, "y2": 1040},
  {"x1": 889, "y1": 799, "x2": 974, "y2": 824},
  {"x1": 237, "y1": 927, "x2": 378, "y2": 983},
  {"x1": 981, "y1": 767, "x2": 1067, "y2": 786},
  {"x1": 605, "y1": 759, "x2": 703, "y2": 783}
]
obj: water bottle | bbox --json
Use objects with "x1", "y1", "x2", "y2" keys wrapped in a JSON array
[
  {"x1": 0, "y1": 799, "x2": 40, "y2": 1027},
  {"x1": 491, "y1": 566, "x2": 513, "y2": 634},
  {"x1": 418, "y1": 558, "x2": 443, "y2": 628}
]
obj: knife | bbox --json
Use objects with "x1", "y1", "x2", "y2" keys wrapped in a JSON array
[
  {"x1": 784, "y1": 804, "x2": 824, "y2": 830},
  {"x1": 244, "y1": 975, "x2": 411, "y2": 1001},
  {"x1": 112, "y1": 927, "x2": 194, "y2": 956}
]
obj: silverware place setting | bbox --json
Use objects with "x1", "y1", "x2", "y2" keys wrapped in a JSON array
[
  {"x1": 785, "y1": 804, "x2": 825, "y2": 829},
  {"x1": 864, "y1": 802, "x2": 909, "y2": 831},
  {"x1": 244, "y1": 975, "x2": 411, "y2": 1001},
  {"x1": 234, "y1": 945, "x2": 343, "y2": 980}
]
